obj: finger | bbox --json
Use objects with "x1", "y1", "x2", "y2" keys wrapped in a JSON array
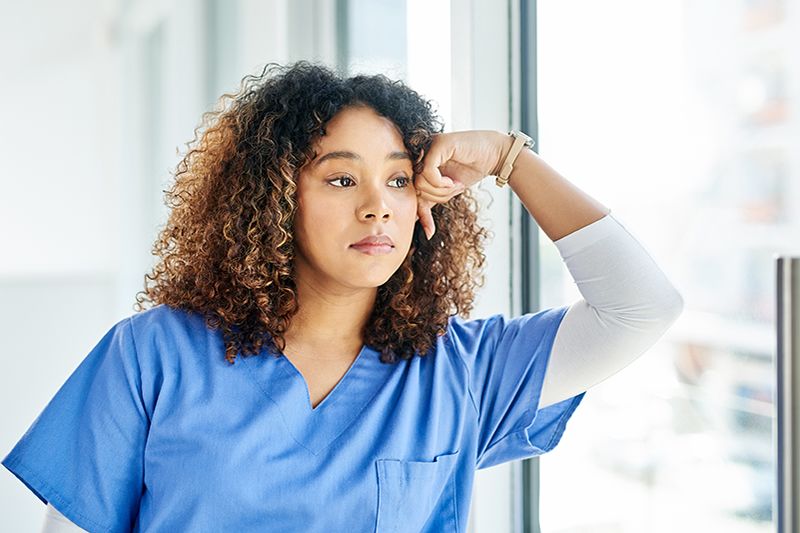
[
  {"x1": 414, "y1": 176, "x2": 450, "y2": 198},
  {"x1": 415, "y1": 197, "x2": 436, "y2": 240},
  {"x1": 416, "y1": 177, "x2": 464, "y2": 199},
  {"x1": 416, "y1": 184, "x2": 464, "y2": 204},
  {"x1": 417, "y1": 175, "x2": 460, "y2": 193},
  {"x1": 418, "y1": 204, "x2": 436, "y2": 240},
  {"x1": 420, "y1": 137, "x2": 457, "y2": 189},
  {"x1": 416, "y1": 188, "x2": 454, "y2": 203}
]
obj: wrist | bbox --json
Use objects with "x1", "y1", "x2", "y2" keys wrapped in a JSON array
[
  {"x1": 490, "y1": 131, "x2": 514, "y2": 176},
  {"x1": 493, "y1": 130, "x2": 535, "y2": 187},
  {"x1": 507, "y1": 146, "x2": 536, "y2": 187}
]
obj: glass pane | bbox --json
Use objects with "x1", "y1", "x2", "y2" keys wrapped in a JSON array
[
  {"x1": 343, "y1": 0, "x2": 408, "y2": 79},
  {"x1": 343, "y1": 0, "x2": 452, "y2": 129},
  {"x1": 537, "y1": 1, "x2": 789, "y2": 531}
]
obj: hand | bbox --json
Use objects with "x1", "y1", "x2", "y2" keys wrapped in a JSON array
[{"x1": 415, "y1": 130, "x2": 508, "y2": 240}]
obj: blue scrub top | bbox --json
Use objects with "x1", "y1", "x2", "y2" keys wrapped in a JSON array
[{"x1": 2, "y1": 304, "x2": 585, "y2": 532}]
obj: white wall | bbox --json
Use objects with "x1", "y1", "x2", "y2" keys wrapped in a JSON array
[{"x1": 0, "y1": 1, "x2": 123, "y2": 530}]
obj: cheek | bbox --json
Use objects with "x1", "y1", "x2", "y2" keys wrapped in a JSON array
[
  {"x1": 303, "y1": 203, "x2": 336, "y2": 227},
  {"x1": 299, "y1": 200, "x2": 353, "y2": 247},
  {"x1": 395, "y1": 199, "x2": 420, "y2": 231},
  {"x1": 399, "y1": 193, "x2": 419, "y2": 217},
  {"x1": 298, "y1": 188, "x2": 341, "y2": 223}
]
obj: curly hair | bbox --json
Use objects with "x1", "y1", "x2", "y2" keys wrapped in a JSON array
[{"x1": 135, "y1": 61, "x2": 491, "y2": 365}]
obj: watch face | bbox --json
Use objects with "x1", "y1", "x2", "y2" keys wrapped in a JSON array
[{"x1": 511, "y1": 130, "x2": 534, "y2": 146}]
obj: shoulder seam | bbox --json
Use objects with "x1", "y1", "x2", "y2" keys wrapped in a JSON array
[{"x1": 125, "y1": 317, "x2": 150, "y2": 426}]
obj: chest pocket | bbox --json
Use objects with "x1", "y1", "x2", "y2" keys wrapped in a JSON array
[{"x1": 375, "y1": 450, "x2": 460, "y2": 533}]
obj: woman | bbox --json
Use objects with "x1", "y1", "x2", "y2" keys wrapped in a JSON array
[{"x1": 3, "y1": 61, "x2": 683, "y2": 532}]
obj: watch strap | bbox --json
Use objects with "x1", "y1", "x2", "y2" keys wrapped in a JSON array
[{"x1": 495, "y1": 130, "x2": 535, "y2": 187}]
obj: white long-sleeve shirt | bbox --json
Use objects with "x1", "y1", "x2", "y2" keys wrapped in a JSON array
[{"x1": 41, "y1": 211, "x2": 683, "y2": 532}]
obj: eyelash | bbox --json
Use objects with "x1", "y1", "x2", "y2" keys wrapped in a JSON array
[{"x1": 327, "y1": 174, "x2": 412, "y2": 189}]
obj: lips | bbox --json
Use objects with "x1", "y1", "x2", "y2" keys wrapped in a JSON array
[{"x1": 351, "y1": 234, "x2": 394, "y2": 247}]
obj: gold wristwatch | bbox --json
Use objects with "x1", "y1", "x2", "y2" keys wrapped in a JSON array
[{"x1": 495, "y1": 130, "x2": 535, "y2": 188}]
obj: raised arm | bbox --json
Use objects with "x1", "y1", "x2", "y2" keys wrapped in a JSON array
[
  {"x1": 503, "y1": 143, "x2": 683, "y2": 408},
  {"x1": 412, "y1": 130, "x2": 684, "y2": 410}
]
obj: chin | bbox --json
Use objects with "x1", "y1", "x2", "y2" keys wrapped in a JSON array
[{"x1": 347, "y1": 265, "x2": 401, "y2": 288}]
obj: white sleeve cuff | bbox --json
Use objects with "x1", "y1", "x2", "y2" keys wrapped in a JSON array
[{"x1": 553, "y1": 211, "x2": 619, "y2": 259}]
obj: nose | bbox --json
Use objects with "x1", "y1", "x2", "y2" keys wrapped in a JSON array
[{"x1": 357, "y1": 181, "x2": 393, "y2": 221}]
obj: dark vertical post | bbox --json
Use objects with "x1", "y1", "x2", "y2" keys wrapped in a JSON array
[
  {"x1": 518, "y1": 0, "x2": 542, "y2": 531},
  {"x1": 776, "y1": 256, "x2": 800, "y2": 532},
  {"x1": 335, "y1": 0, "x2": 350, "y2": 74}
]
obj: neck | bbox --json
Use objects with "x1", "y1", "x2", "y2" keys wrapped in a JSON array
[{"x1": 283, "y1": 277, "x2": 377, "y2": 358}]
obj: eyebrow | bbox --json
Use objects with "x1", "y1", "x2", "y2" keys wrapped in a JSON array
[{"x1": 313, "y1": 150, "x2": 412, "y2": 167}]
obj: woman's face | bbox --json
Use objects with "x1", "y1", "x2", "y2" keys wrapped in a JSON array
[{"x1": 293, "y1": 105, "x2": 419, "y2": 292}]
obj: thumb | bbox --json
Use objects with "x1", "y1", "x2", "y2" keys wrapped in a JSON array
[{"x1": 418, "y1": 202, "x2": 436, "y2": 240}]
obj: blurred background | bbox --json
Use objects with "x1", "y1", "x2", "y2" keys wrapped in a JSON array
[{"x1": 1, "y1": 0, "x2": 797, "y2": 531}]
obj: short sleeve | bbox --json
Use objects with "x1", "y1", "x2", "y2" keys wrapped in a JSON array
[
  {"x1": 446, "y1": 306, "x2": 586, "y2": 470},
  {"x1": 2, "y1": 317, "x2": 149, "y2": 533}
]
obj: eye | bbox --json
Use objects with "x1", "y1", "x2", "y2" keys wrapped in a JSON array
[
  {"x1": 327, "y1": 174, "x2": 356, "y2": 187},
  {"x1": 327, "y1": 174, "x2": 412, "y2": 188},
  {"x1": 389, "y1": 175, "x2": 412, "y2": 188}
]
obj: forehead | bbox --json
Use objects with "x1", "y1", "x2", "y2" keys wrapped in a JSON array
[{"x1": 313, "y1": 106, "x2": 407, "y2": 154}]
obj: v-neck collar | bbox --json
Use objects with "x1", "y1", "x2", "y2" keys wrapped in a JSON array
[{"x1": 240, "y1": 342, "x2": 399, "y2": 455}]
